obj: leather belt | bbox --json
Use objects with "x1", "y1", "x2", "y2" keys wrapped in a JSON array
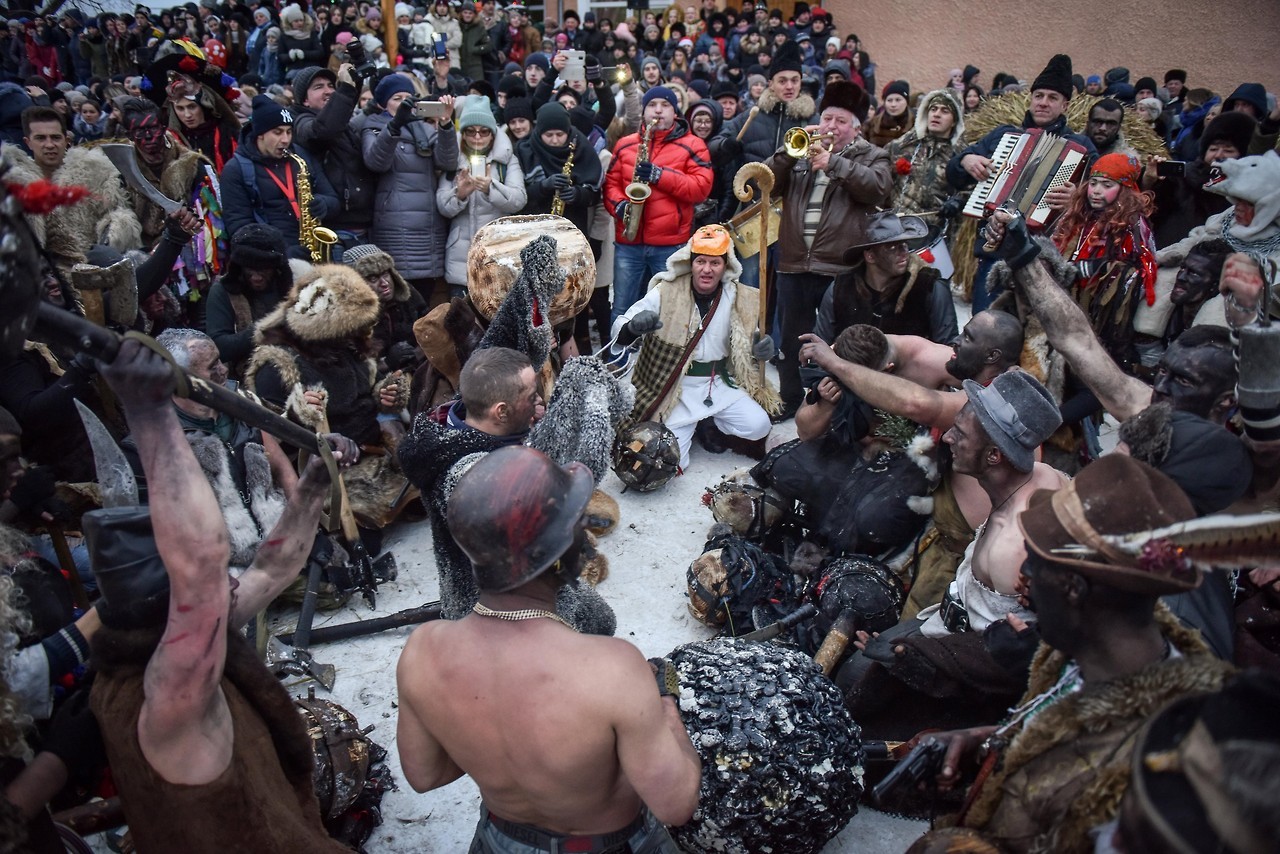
[{"x1": 484, "y1": 809, "x2": 645, "y2": 853}]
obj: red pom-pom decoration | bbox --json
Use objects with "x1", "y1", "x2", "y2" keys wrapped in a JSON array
[
  {"x1": 5, "y1": 180, "x2": 94, "y2": 214},
  {"x1": 179, "y1": 56, "x2": 199, "y2": 72},
  {"x1": 894, "y1": 157, "x2": 912, "y2": 176}
]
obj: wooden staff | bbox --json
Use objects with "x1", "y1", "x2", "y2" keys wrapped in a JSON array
[
  {"x1": 735, "y1": 105, "x2": 760, "y2": 142},
  {"x1": 382, "y1": 0, "x2": 398, "y2": 65},
  {"x1": 732, "y1": 162, "x2": 775, "y2": 384}
]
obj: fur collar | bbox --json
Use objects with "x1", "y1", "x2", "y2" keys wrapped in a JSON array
[
  {"x1": 254, "y1": 264, "x2": 381, "y2": 344},
  {"x1": 398, "y1": 413, "x2": 510, "y2": 502},
  {"x1": 965, "y1": 604, "x2": 1231, "y2": 850},
  {"x1": 911, "y1": 88, "x2": 965, "y2": 145},
  {"x1": 755, "y1": 88, "x2": 817, "y2": 121},
  {"x1": 987, "y1": 236, "x2": 1078, "y2": 296}
]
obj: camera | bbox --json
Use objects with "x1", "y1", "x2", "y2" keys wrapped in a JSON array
[{"x1": 1156, "y1": 160, "x2": 1186, "y2": 178}]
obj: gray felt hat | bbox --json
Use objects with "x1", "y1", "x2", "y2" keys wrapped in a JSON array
[
  {"x1": 962, "y1": 369, "x2": 1062, "y2": 473},
  {"x1": 844, "y1": 211, "x2": 929, "y2": 259}
]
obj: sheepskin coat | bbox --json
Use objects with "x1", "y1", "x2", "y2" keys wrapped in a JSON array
[
  {"x1": 964, "y1": 606, "x2": 1230, "y2": 854},
  {"x1": 435, "y1": 130, "x2": 527, "y2": 286},
  {"x1": 362, "y1": 110, "x2": 460, "y2": 280},
  {"x1": 1, "y1": 143, "x2": 143, "y2": 270}
]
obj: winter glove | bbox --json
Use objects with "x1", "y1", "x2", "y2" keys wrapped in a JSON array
[
  {"x1": 751, "y1": 331, "x2": 776, "y2": 362},
  {"x1": 8, "y1": 466, "x2": 69, "y2": 521},
  {"x1": 613, "y1": 199, "x2": 630, "y2": 223},
  {"x1": 632, "y1": 160, "x2": 660, "y2": 184},
  {"x1": 938, "y1": 194, "x2": 963, "y2": 221},
  {"x1": 289, "y1": 48, "x2": 304, "y2": 61},
  {"x1": 624, "y1": 310, "x2": 662, "y2": 339},
  {"x1": 717, "y1": 133, "x2": 743, "y2": 160},
  {"x1": 540, "y1": 172, "x2": 572, "y2": 193},
  {"x1": 557, "y1": 184, "x2": 580, "y2": 205},
  {"x1": 984, "y1": 208, "x2": 1041, "y2": 271},
  {"x1": 984, "y1": 617, "x2": 1040, "y2": 681},
  {"x1": 389, "y1": 99, "x2": 417, "y2": 133},
  {"x1": 67, "y1": 350, "x2": 100, "y2": 378},
  {"x1": 42, "y1": 687, "x2": 106, "y2": 787},
  {"x1": 385, "y1": 341, "x2": 421, "y2": 373}
]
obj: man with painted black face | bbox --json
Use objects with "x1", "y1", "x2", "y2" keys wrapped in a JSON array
[
  {"x1": 1160, "y1": 239, "x2": 1232, "y2": 344},
  {"x1": 921, "y1": 454, "x2": 1230, "y2": 854},
  {"x1": 396, "y1": 446, "x2": 700, "y2": 853}
]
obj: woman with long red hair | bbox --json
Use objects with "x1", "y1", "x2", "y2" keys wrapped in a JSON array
[{"x1": 1053, "y1": 153, "x2": 1158, "y2": 373}]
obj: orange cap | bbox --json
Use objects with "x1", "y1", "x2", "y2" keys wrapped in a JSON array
[{"x1": 690, "y1": 224, "x2": 731, "y2": 256}]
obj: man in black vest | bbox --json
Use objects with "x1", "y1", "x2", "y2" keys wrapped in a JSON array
[{"x1": 813, "y1": 210, "x2": 958, "y2": 345}]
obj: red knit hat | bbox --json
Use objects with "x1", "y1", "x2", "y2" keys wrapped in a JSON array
[{"x1": 1090, "y1": 152, "x2": 1141, "y2": 192}]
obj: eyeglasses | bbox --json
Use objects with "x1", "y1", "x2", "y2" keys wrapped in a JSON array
[{"x1": 464, "y1": 127, "x2": 493, "y2": 136}]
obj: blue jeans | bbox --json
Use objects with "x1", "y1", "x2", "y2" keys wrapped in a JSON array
[
  {"x1": 612, "y1": 243, "x2": 680, "y2": 326},
  {"x1": 469, "y1": 806, "x2": 680, "y2": 853}
]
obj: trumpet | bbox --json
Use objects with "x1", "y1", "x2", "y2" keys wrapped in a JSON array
[{"x1": 783, "y1": 127, "x2": 836, "y2": 159}]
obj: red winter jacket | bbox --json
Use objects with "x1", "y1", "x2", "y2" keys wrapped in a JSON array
[{"x1": 604, "y1": 119, "x2": 713, "y2": 247}]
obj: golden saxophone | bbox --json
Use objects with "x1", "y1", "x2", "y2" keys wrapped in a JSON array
[
  {"x1": 622, "y1": 119, "x2": 657, "y2": 241},
  {"x1": 549, "y1": 138, "x2": 577, "y2": 217},
  {"x1": 290, "y1": 152, "x2": 338, "y2": 263}
]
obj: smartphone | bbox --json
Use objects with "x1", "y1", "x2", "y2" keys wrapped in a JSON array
[
  {"x1": 412, "y1": 99, "x2": 449, "y2": 119},
  {"x1": 1156, "y1": 160, "x2": 1186, "y2": 178}
]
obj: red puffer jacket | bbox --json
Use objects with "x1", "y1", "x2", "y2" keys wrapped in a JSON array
[{"x1": 604, "y1": 120, "x2": 713, "y2": 247}]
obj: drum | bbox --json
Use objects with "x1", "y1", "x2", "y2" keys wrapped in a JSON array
[
  {"x1": 916, "y1": 233, "x2": 954, "y2": 278},
  {"x1": 466, "y1": 215, "x2": 596, "y2": 326}
]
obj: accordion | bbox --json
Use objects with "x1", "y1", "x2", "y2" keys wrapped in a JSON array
[{"x1": 962, "y1": 129, "x2": 1089, "y2": 229}]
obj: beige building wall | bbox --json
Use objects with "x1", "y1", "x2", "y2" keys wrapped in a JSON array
[{"x1": 825, "y1": 0, "x2": 1280, "y2": 104}]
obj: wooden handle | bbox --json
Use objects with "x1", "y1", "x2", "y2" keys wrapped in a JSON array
[
  {"x1": 813, "y1": 610, "x2": 857, "y2": 676},
  {"x1": 732, "y1": 161, "x2": 775, "y2": 383},
  {"x1": 735, "y1": 105, "x2": 760, "y2": 142}
]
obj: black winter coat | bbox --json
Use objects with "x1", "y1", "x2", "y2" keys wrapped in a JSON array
[
  {"x1": 219, "y1": 130, "x2": 339, "y2": 248},
  {"x1": 292, "y1": 81, "x2": 376, "y2": 231}
]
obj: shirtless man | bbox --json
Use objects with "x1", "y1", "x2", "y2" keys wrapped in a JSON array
[
  {"x1": 396, "y1": 445, "x2": 701, "y2": 853},
  {"x1": 88, "y1": 339, "x2": 357, "y2": 851}
]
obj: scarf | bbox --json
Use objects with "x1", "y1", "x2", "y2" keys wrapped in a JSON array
[
  {"x1": 517, "y1": 127, "x2": 603, "y2": 188},
  {"x1": 1173, "y1": 97, "x2": 1221, "y2": 151}
]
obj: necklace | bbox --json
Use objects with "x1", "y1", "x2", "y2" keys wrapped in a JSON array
[{"x1": 472, "y1": 602, "x2": 576, "y2": 630}]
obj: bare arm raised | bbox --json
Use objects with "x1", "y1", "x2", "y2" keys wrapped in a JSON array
[
  {"x1": 797, "y1": 334, "x2": 967, "y2": 430},
  {"x1": 985, "y1": 210, "x2": 1152, "y2": 422},
  {"x1": 98, "y1": 340, "x2": 233, "y2": 786}
]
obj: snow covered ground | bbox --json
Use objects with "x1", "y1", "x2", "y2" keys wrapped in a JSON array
[{"x1": 271, "y1": 376, "x2": 930, "y2": 853}]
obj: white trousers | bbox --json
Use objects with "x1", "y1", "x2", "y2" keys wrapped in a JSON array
[{"x1": 665, "y1": 373, "x2": 771, "y2": 468}]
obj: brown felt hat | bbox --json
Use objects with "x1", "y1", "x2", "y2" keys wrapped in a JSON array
[{"x1": 1018, "y1": 454, "x2": 1201, "y2": 596}]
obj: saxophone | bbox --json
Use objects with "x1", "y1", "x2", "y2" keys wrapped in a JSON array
[
  {"x1": 622, "y1": 119, "x2": 657, "y2": 241},
  {"x1": 549, "y1": 138, "x2": 577, "y2": 217},
  {"x1": 289, "y1": 152, "x2": 338, "y2": 263}
]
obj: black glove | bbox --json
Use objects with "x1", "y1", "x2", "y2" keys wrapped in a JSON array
[
  {"x1": 389, "y1": 99, "x2": 416, "y2": 133},
  {"x1": 7, "y1": 465, "x2": 70, "y2": 521},
  {"x1": 632, "y1": 160, "x2": 660, "y2": 184},
  {"x1": 624, "y1": 310, "x2": 662, "y2": 340},
  {"x1": 751, "y1": 331, "x2": 776, "y2": 361},
  {"x1": 717, "y1": 133, "x2": 743, "y2": 159},
  {"x1": 67, "y1": 350, "x2": 99, "y2": 378},
  {"x1": 42, "y1": 687, "x2": 105, "y2": 787},
  {"x1": 984, "y1": 617, "x2": 1040, "y2": 680},
  {"x1": 385, "y1": 340, "x2": 420, "y2": 372},
  {"x1": 938, "y1": 194, "x2": 963, "y2": 221},
  {"x1": 558, "y1": 184, "x2": 580, "y2": 205},
  {"x1": 986, "y1": 210, "x2": 1041, "y2": 271},
  {"x1": 540, "y1": 173, "x2": 571, "y2": 193}
]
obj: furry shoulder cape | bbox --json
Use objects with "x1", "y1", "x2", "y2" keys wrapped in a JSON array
[{"x1": 0, "y1": 143, "x2": 144, "y2": 266}]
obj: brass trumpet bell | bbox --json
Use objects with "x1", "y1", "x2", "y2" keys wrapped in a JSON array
[{"x1": 783, "y1": 127, "x2": 835, "y2": 159}]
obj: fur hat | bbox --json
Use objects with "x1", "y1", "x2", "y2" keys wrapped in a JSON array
[
  {"x1": 769, "y1": 40, "x2": 803, "y2": 79},
  {"x1": 1199, "y1": 110, "x2": 1257, "y2": 158},
  {"x1": 962, "y1": 368, "x2": 1062, "y2": 473},
  {"x1": 818, "y1": 79, "x2": 869, "y2": 122},
  {"x1": 1018, "y1": 453, "x2": 1200, "y2": 595},
  {"x1": 342, "y1": 243, "x2": 411, "y2": 303},
  {"x1": 1165, "y1": 68, "x2": 1187, "y2": 84},
  {"x1": 260, "y1": 263, "x2": 380, "y2": 343},
  {"x1": 1031, "y1": 53, "x2": 1073, "y2": 99}
]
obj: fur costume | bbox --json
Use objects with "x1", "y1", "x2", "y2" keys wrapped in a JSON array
[
  {"x1": 186, "y1": 434, "x2": 286, "y2": 569},
  {"x1": 397, "y1": 414, "x2": 616, "y2": 633},
  {"x1": 477, "y1": 234, "x2": 560, "y2": 374},
  {"x1": 527, "y1": 356, "x2": 635, "y2": 484},
  {"x1": 626, "y1": 240, "x2": 781, "y2": 425},
  {"x1": 133, "y1": 147, "x2": 209, "y2": 244},
  {"x1": 409, "y1": 297, "x2": 485, "y2": 415},
  {"x1": 962, "y1": 605, "x2": 1231, "y2": 854},
  {"x1": 0, "y1": 144, "x2": 144, "y2": 270}
]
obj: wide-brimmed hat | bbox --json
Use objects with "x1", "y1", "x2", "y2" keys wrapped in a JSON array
[
  {"x1": 843, "y1": 211, "x2": 929, "y2": 260},
  {"x1": 1018, "y1": 454, "x2": 1201, "y2": 595},
  {"x1": 962, "y1": 369, "x2": 1061, "y2": 473}
]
